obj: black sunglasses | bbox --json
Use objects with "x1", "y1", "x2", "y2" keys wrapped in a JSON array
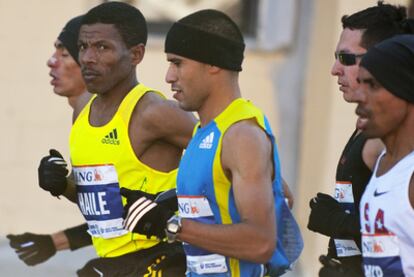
[{"x1": 334, "y1": 52, "x2": 365, "y2": 66}]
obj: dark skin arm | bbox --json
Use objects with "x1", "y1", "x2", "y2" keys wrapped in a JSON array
[
  {"x1": 62, "y1": 173, "x2": 77, "y2": 203},
  {"x1": 129, "y1": 92, "x2": 196, "y2": 172},
  {"x1": 141, "y1": 95, "x2": 196, "y2": 149},
  {"x1": 52, "y1": 223, "x2": 91, "y2": 251}
]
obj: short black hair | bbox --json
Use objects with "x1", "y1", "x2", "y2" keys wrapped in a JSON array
[
  {"x1": 341, "y1": 1, "x2": 407, "y2": 49},
  {"x1": 178, "y1": 9, "x2": 244, "y2": 45},
  {"x1": 82, "y1": 1, "x2": 147, "y2": 47}
]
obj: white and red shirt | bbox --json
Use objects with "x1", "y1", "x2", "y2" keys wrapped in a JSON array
[{"x1": 360, "y1": 150, "x2": 414, "y2": 276}]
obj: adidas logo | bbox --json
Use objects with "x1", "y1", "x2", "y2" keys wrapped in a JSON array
[
  {"x1": 199, "y1": 132, "x2": 214, "y2": 149},
  {"x1": 101, "y1": 128, "x2": 120, "y2": 145}
]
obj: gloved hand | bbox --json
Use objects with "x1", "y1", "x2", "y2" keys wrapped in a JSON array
[
  {"x1": 307, "y1": 193, "x2": 359, "y2": 238},
  {"x1": 146, "y1": 245, "x2": 186, "y2": 276},
  {"x1": 7, "y1": 233, "x2": 56, "y2": 266},
  {"x1": 121, "y1": 188, "x2": 174, "y2": 239},
  {"x1": 318, "y1": 255, "x2": 363, "y2": 277},
  {"x1": 120, "y1": 188, "x2": 178, "y2": 210},
  {"x1": 154, "y1": 188, "x2": 178, "y2": 212},
  {"x1": 38, "y1": 149, "x2": 69, "y2": 196}
]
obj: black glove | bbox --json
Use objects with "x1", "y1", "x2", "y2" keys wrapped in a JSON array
[
  {"x1": 121, "y1": 188, "x2": 175, "y2": 239},
  {"x1": 38, "y1": 149, "x2": 68, "y2": 196},
  {"x1": 318, "y1": 255, "x2": 363, "y2": 277},
  {"x1": 308, "y1": 193, "x2": 360, "y2": 238},
  {"x1": 147, "y1": 244, "x2": 186, "y2": 276},
  {"x1": 154, "y1": 188, "x2": 178, "y2": 212},
  {"x1": 7, "y1": 233, "x2": 56, "y2": 266}
]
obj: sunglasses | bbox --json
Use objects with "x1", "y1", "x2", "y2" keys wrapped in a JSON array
[{"x1": 334, "y1": 52, "x2": 365, "y2": 66}]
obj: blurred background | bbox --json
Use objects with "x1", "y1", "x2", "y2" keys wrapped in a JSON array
[{"x1": 0, "y1": 0, "x2": 411, "y2": 276}]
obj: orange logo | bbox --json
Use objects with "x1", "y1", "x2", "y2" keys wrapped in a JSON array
[
  {"x1": 94, "y1": 169, "x2": 102, "y2": 181},
  {"x1": 373, "y1": 242, "x2": 384, "y2": 253},
  {"x1": 191, "y1": 206, "x2": 199, "y2": 214},
  {"x1": 338, "y1": 191, "x2": 345, "y2": 200}
]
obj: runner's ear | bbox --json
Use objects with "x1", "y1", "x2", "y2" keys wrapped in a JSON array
[{"x1": 130, "y1": 43, "x2": 145, "y2": 65}]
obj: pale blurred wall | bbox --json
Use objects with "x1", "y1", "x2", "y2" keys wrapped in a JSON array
[
  {"x1": 0, "y1": 0, "x2": 408, "y2": 276},
  {"x1": 0, "y1": 0, "x2": 89, "y2": 234}
]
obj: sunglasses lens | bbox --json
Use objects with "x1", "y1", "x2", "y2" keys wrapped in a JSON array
[{"x1": 338, "y1": 53, "x2": 356, "y2": 66}]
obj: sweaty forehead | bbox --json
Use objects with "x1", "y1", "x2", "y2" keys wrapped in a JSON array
[
  {"x1": 336, "y1": 28, "x2": 366, "y2": 53},
  {"x1": 79, "y1": 23, "x2": 121, "y2": 42}
]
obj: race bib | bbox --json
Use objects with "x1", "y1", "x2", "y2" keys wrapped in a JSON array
[
  {"x1": 334, "y1": 181, "x2": 354, "y2": 211},
  {"x1": 178, "y1": 196, "x2": 228, "y2": 274},
  {"x1": 362, "y1": 233, "x2": 403, "y2": 276},
  {"x1": 187, "y1": 253, "x2": 228, "y2": 274},
  {"x1": 73, "y1": 164, "x2": 127, "y2": 239},
  {"x1": 178, "y1": 196, "x2": 214, "y2": 219},
  {"x1": 334, "y1": 182, "x2": 361, "y2": 257}
]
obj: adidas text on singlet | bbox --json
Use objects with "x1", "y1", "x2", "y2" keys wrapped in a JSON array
[{"x1": 70, "y1": 84, "x2": 177, "y2": 257}]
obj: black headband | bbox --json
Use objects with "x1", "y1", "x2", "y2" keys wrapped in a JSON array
[
  {"x1": 165, "y1": 22, "x2": 245, "y2": 71},
  {"x1": 58, "y1": 15, "x2": 83, "y2": 65},
  {"x1": 361, "y1": 34, "x2": 414, "y2": 103}
]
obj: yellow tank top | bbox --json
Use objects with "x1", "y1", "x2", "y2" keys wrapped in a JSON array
[{"x1": 69, "y1": 83, "x2": 177, "y2": 257}]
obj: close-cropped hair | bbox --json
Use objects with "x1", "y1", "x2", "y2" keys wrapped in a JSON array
[
  {"x1": 81, "y1": 1, "x2": 147, "y2": 47},
  {"x1": 341, "y1": 1, "x2": 407, "y2": 49}
]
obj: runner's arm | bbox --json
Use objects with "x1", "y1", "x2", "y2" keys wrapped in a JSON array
[
  {"x1": 62, "y1": 223, "x2": 92, "y2": 250},
  {"x1": 61, "y1": 172, "x2": 77, "y2": 203},
  {"x1": 177, "y1": 120, "x2": 276, "y2": 263},
  {"x1": 142, "y1": 98, "x2": 196, "y2": 149}
]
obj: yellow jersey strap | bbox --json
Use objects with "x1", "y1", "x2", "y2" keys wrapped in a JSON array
[
  {"x1": 215, "y1": 98, "x2": 266, "y2": 132},
  {"x1": 118, "y1": 83, "x2": 166, "y2": 127}
]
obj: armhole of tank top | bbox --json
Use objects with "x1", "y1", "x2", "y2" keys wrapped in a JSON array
[
  {"x1": 216, "y1": 114, "x2": 266, "y2": 184},
  {"x1": 119, "y1": 88, "x2": 166, "y2": 127},
  {"x1": 372, "y1": 150, "x2": 387, "y2": 177},
  {"x1": 408, "y1": 169, "x2": 414, "y2": 211}
]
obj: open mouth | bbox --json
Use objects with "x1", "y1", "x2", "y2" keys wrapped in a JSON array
[
  {"x1": 171, "y1": 87, "x2": 182, "y2": 98},
  {"x1": 338, "y1": 82, "x2": 348, "y2": 92},
  {"x1": 49, "y1": 73, "x2": 58, "y2": 85}
]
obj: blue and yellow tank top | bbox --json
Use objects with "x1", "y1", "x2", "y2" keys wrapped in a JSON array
[
  {"x1": 69, "y1": 83, "x2": 177, "y2": 257},
  {"x1": 176, "y1": 98, "x2": 303, "y2": 277}
]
